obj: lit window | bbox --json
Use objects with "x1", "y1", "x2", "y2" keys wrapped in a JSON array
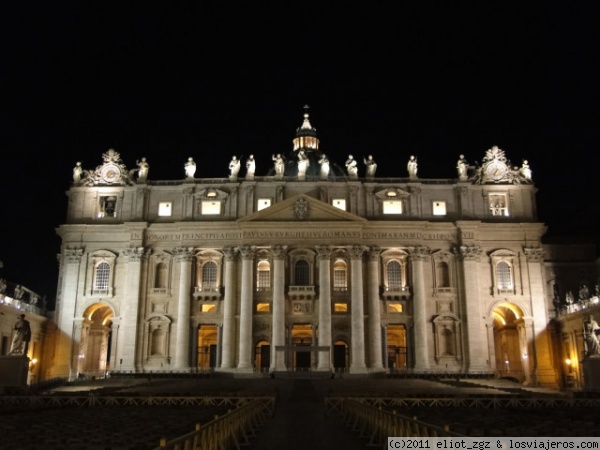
[
  {"x1": 432, "y1": 201, "x2": 446, "y2": 216},
  {"x1": 201, "y1": 304, "x2": 216, "y2": 313},
  {"x1": 256, "y1": 303, "x2": 270, "y2": 312},
  {"x1": 202, "y1": 201, "x2": 221, "y2": 215},
  {"x1": 388, "y1": 303, "x2": 403, "y2": 313},
  {"x1": 257, "y1": 260, "x2": 271, "y2": 290},
  {"x1": 206, "y1": 189, "x2": 218, "y2": 198},
  {"x1": 334, "y1": 303, "x2": 348, "y2": 312},
  {"x1": 387, "y1": 261, "x2": 403, "y2": 290},
  {"x1": 383, "y1": 200, "x2": 402, "y2": 214},
  {"x1": 257, "y1": 198, "x2": 271, "y2": 211},
  {"x1": 496, "y1": 261, "x2": 513, "y2": 289},
  {"x1": 332, "y1": 199, "x2": 346, "y2": 211},
  {"x1": 201, "y1": 261, "x2": 218, "y2": 288},
  {"x1": 94, "y1": 262, "x2": 110, "y2": 291},
  {"x1": 158, "y1": 202, "x2": 172, "y2": 216},
  {"x1": 333, "y1": 260, "x2": 347, "y2": 290}
]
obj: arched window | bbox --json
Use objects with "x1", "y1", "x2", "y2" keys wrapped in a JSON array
[
  {"x1": 333, "y1": 260, "x2": 347, "y2": 290},
  {"x1": 155, "y1": 262, "x2": 168, "y2": 289},
  {"x1": 436, "y1": 261, "x2": 450, "y2": 287},
  {"x1": 94, "y1": 262, "x2": 110, "y2": 291},
  {"x1": 202, "y1": 261, "x2": 218, "y2": 288},
  {"x1": 295, "y1": 260, "x2": 310, "y2": 285},
  {"x1": 387, "y1": 261, "x2": 402, "y2": 290},
  {"x1": 257, "y1": 260, "x2": 271, "y2": 290},
  {"x1": 496, "y1": 261, "x2": 513, "y2": 289}
]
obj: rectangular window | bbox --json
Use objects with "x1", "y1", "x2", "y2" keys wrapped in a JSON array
[
  {"x1": 489, "y1": 194, "x2": 509, "y2": 217},
  {"x1": 201, "y1": 304, "x2": 216, "y2": 313},
  {"x1": 383, "y1": 200, "x2": 402, "y2": 214},
  {"x1": 257, "y1": 198, "x2": 271, "y2": 211},
  {"x1": 432, "y1": 201, "x2": 447, "y2": 216},
  {"x1": 388, "y1": 303, "x2": 403, "y2": 313},
  {"x1": 158, "y1": 202, "x2": 172, "y2": 216},
  {"x1": 201, "y1": 201, "x2": 221, "y2": 215},
  {"x1": 98, "y1": 196, "x2": 117, "y2": 218},
  {"x1": 334, "y1": 303, "x2": 348, "y2": 312},
  {"x1": 332, "y1": 199, "x2": 346, "y2": 211},
  {"x1": 256, "y1": 302, "x2": 271, "y2": 312}
]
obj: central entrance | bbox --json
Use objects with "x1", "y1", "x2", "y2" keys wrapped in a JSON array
[{"x1": 291, "y1": 324, "x2": 312, "y2": 370}]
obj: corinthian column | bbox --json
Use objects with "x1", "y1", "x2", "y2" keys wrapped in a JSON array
[
  {"x1": 459, "y1": 245, "x2": 487, "y2": 372},
  {"x1": 349, "y1": 245, "x2": 367, "y2": 373},
  {"x1": 410, "y1": 246, "x2": 431, "y2": 371},
  {"x1": 220, "y1": 246, "x2": 238, "y2": 369},
  {"x1": 237, "y1": 246, "x2": 255, "y2": 371},
  {"x1": 173, "y1": 247, "x2": 194, "y2": 370},
  {"x1": 271, "y1": 245, "x2": 287, "y2": 371},
  {"x1": 316, "y1": 245, "x2": 332, "y2": 371},
  {"x1": 524, "y1": 247, "x2": 556, "y2": 387},
  {"x1": 367, "y1": 247, "x2": 383, "y2": 371},
  {"x1": 118, "y1": 247, "x2": 146, "y2": 371}
]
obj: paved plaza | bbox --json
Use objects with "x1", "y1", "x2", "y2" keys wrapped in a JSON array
[{"x1": 0, "y1": 375, "x2": 598, "y2": 449}]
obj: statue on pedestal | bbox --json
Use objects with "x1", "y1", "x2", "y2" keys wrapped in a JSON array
[
  {"x1": 272, "y1": 154, "x2": 285, "y2": 179},
  {"x1": 229, "y1": 156, "x2": 241, "y2": 179},
  {"x1": 184, "y1": 157, "x2": 196, "y2": 180},
  {"x1": 345, "y1": 155, "x2": 358, "y2": 179},
  {"x1": 364, "y1": 155, "x2": 377, "y2": 178},
  {"x1": 9, "y1": 314, "x2": 31, "y2": 356},
  {"x1": 407, "y1": 155, "x2": 418, "y2": 179},
  {"x1": 297, "y1": 150, "x2": 309, "y2": 180},
  {"x1": 457, "y1": 154, "x2": 468, "y2": 181},
  {"x1": 584, "y1": 315, "x2": 600, "y2": 358},
  {"x1": 246, "y1": 155, "x2": 256, "y2": 179},
  {"x1": 135, "y1": 157, "x2": 149, "y2": 182},
  {"x1": 318, "y1": 154, "x2": 330, "y2": 180}
]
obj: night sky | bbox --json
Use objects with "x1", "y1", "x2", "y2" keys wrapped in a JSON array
[{"x1": 1, "y1": 3, "x2": 598, "y2": 305}]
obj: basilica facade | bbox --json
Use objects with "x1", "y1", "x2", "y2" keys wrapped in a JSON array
[{"x1": 49, "y1": 110, "x2": 561, "y2": 387}]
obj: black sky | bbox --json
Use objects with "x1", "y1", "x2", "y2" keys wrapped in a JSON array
[{"x1": 0, "y1": 3, "x2": 598, "y2": 303}]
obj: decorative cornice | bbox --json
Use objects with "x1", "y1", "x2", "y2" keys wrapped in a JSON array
[
  {"x1": 524, "y1": 247, "x2": 544, "y2": 262},
  {"x1": 459, "y1": 245, "x2": 482, "y2": 262}
]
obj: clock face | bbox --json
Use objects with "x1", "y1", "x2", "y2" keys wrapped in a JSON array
[
  {"x1": 485, "y1": 161, "x2": 507, "y2": 181},
  {"x1": 100, "y1": 164, "x2": 122, "y2": 183}
]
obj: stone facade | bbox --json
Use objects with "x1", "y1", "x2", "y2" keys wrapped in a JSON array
[{"x1": 48, "y1": 112, "x2": 565, "y2": 387}]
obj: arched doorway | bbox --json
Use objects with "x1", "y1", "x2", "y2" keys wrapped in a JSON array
[
  {"x1": 492, "y1": 302, "x2": 527, "y2": 382},
  {"x1": 291, "y1": 324, "x2": 312, "y2": 370},
  {"x1": 79, "y1": 303, "x2": 114, "y2": 378}
]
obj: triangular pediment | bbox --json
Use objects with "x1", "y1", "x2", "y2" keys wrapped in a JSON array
[{"x1": 238, "y1": 194, "x2": 367, "y2": 222}]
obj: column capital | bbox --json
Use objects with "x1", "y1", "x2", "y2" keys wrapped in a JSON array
[
  {"x1": 315, "y1": 245, "x2": 332, "y2": 259},
  {"x1": 173, "y1": 246, "x2": 195, "y2": 262},
  {"x1": 65, "y1": 247, "x2": 84, "y2": 262},
  {"x1": 348, "y1": 245, "x2": 366, "y2": 259},
  {"x1": 121, "y1": 246, "x2": 148, "y2": 262},
  {"x1": 367, "y1": 246, "x2": 381, "y2": 260},
  {"x1": 408, "y1": 245, "x2": 431, "y2": 261},
  {"x1": 222, "y1": 246, "x2": 238, "y2": 261},
  {"x1": 239, "y1": 245, "x2": 255, "y2": 260},
  {"x1": 524, "y1": 247, "x2": 544, "y2": 262},
  {"x1": 459, "y1": 245, "x2": 482, "y2": 262},
  {"x1": 271, "y1": 245, "x2": 288, "y2": 259}
]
